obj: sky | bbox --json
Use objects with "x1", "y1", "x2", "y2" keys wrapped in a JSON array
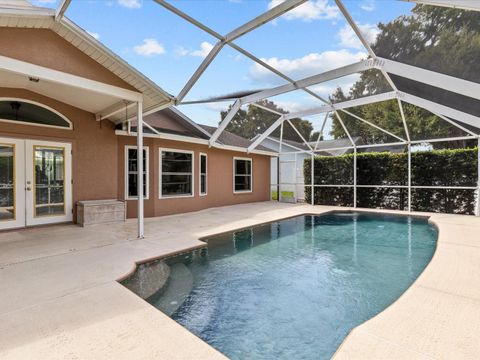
[{"x1": 32, "y1": 0, "x2": 415, "y2": 135}]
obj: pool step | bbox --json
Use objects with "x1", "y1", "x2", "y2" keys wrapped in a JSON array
[
  {"x1": 122, "y1": 261, "x2": 170, "y2": 300},
  {"x1": 152, "y1": 262, "x2": 194, "y2": 316}
]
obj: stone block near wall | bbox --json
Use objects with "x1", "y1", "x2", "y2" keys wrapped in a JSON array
[{"x1": 77, "y1": 199, "x2": 126, "y2": 227}]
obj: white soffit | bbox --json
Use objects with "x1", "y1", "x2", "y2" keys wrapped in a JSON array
[
  {"x1": 0, "y1": 8, "x2": 173, "y2": 123},
  {"x1": 0, "y1": 69, "x2": 119, "y2": 114}
]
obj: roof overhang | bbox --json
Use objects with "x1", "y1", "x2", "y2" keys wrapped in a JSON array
[
  {"x1": 0, "y1": 6, "x2": 173, "y2": 123},
  {"x1": 115, "y1": 129, "x2": 278, "y2": 157},
  {"x1": 0, "y1": 54, "x2": 148, "y2": 119}
]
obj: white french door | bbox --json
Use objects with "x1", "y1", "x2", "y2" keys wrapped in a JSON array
[{"x1": 0, "y1": 137, "x2": 72, "y2": 230}]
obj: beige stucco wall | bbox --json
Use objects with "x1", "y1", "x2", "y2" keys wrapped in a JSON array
[
  {"x1": 0, "y1": 88, "x2": 119, "y2": 221},
  {"x1": 0, "y1": 28, "x2": 135, "y2": 91},
  {"x1": 0, "y1": 27, "x2": 272, "y2": 223},
  {"x1": 117, "y1": 136, "x2": 271, "y2": 218},
  {"x1": 0, "y1": 89, "x2": 272, "y2": 221}
]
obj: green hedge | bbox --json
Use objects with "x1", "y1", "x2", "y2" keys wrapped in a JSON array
[{"x1": 304, "y1": 148, "x2": 478, "y2": 215}]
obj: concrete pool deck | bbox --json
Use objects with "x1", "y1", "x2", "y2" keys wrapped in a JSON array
[{"x1": 0, "y1": 202, "x2": 479, "y2": 359}]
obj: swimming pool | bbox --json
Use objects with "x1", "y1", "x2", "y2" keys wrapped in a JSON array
[{"x1": 139, "y1": 212, "x2": 438, "y2": 359}]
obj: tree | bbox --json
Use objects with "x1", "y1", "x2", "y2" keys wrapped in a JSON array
[
  {"x1": 329, "y1": 5, "x2": 480, "y2": 149},
  {"x1": 220, "y1": 99, "x2": 313, "y2": 142}
]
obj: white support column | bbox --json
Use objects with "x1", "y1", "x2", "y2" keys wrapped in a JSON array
[
  {"x1": 353, "y1": 146, "x2": 357, "y2": 208},
  {"x1": 408, "y1": 142, "x2": 412, "y2": 212},
  {"x1": 311, "y1": 152, "x2": 314, "y2": 206},
  {"x1": 137, "y1": 101, "x2": 144, "y2": 239},
  {"x1": 279, "y1": 122, "x2": 284, "y2": 201}
]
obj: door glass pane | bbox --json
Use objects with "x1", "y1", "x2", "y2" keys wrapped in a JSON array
[
  {"x1": 0, "y1": 145, "x2": 15, "y2": 221},
  {"x1": 34, "y1": 146, "x2": 65, "y2": 217}
]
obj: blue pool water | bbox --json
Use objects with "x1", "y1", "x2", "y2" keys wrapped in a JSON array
[{"x1": 154, "y1": 212, "x2": 437, "y2": 359}]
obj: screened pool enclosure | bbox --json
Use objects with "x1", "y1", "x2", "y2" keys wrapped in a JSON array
[{"x1": 54, "y1": 0, "x2": 480, "y2": 236}]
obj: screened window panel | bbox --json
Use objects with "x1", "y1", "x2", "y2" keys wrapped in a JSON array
[
  {"x1": 234, "y1": 159, "x2": 252, "y2": 192},
  {"x1": 200, "y1": 154, "x2": 207, "y2": 195},
  {"x1": 127, "y1": 148, "x2": 148, "y2": 198},
  {"x1": 161, "y1": 151, "x2": 193, "y2": 197},
  {"x1": 162, "y1": 174, "x2": 192, "y2": 196},
  {"x1": 200, "y1": 174, "x2": 207, "y2": 194},
  {"x1": 235, "y1": 159, "x2": 251, "y2": 175},
  {"x1": 162, "y1": 151, "x2": 192, "y2": 173},
  {"x1": 235, "y1": 175, "x2": 251, "y2": 192}
]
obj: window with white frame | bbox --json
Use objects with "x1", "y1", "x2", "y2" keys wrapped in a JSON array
[
  {"x1": 234, "y1": 157, "x2": 252, "y2": 193},
  {"x1": 199, "y1": 153, "x2": 207, "y2": 196},
  {"x1": 160, "y1": 149, "x2": 194, "y2": 198},
  {"x1": 125, "y1": 146, "x2": 149, "y2": 199}
]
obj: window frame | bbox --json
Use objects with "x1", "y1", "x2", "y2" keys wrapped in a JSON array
[
  {"x1": 233, "y1": 157, "x2": 253, "y2": 194},
  {"x1": 124, "y1": 145, "x2": 150, "y2": 200},
  {"x1": 159, "y1": 147, "x2": 195, "y2": 199},
  {"x1": 0, "y1": 98, "x2": 73, "y2": 130},
  {"x1": 199, "y1": 152, "x2": 208, "y2": 196}
]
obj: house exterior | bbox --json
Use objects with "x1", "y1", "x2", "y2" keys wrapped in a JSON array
[{"x1": 0, "y1": 1, "x2": 273, "y2": 231}]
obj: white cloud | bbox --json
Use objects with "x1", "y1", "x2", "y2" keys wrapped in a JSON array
[
  {"x1": 272, "y1": 100, "x2": 314, "y2": 113},
  {"x1": 309, "y1": 73, "x2": 360, "y2": 98},
  {"x1": 338, "y1": 23, "x2": 379, "y2": 49},
  {"x1": 360, "y1": 0, "x2": 375, "y2": 12},
  {"x1": 190, "y1": 42, "x2": 214, "y2": 58},
  {"x1": 249, "y1": 49, "x2": 366, "y2": 85},
  {"x1": 205, "y1": 102, "x2": 232, "y2": 112},
  {"x1": 87, "y1": 31, "x2": 100, "y2": 40},
  {"x1": 118, "y1": 0, "x2": 141, "y2": 9},
  {"x1": 268, "y1": 0, "x2": 339, "y2": 22},
  {"x1": 133, "y1": 39, "x2": 165, "y2": 57},
  {"x1": 176, "y1": 42, "x2": 215, "y2": 58}
]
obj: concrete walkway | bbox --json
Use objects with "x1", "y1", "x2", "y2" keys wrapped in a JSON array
[{"x1": 0, "y1": 202, "x2": 479, "y2": 359}]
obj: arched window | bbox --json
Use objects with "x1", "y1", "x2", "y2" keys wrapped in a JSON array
[{"x1": 0, "y1": 99, "x2": 72, "y2": 130}]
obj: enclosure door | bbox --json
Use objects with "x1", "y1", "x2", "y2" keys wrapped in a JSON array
[
  {"x1": 0, "y1": 138, "x2": 25, "y2": 230},
  {"x1": 25, "y1": 140, "x2": 72, "y2": 226}
]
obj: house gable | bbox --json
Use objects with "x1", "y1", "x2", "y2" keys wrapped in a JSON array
[{"x1": 0, "y1": 27, "x2": 136, "y2": 91}]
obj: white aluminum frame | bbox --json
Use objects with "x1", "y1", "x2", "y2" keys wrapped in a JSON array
[
  {"x1": 159, "y1": 147, "x2": 195, "y2": 199},
  {"x1": 50, "y1": 0, "x2": 480, "y2": 220},
  {"x1": 124, "y1": 145, "x2": 150, "y2": 201},
  {"x1": 233, "y1": 157, "x2": 253, "y2": 194}
]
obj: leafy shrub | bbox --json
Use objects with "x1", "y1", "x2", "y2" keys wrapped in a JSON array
[{"x1": 304, "y1": 148, "x2": 478, "y2": 215}]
